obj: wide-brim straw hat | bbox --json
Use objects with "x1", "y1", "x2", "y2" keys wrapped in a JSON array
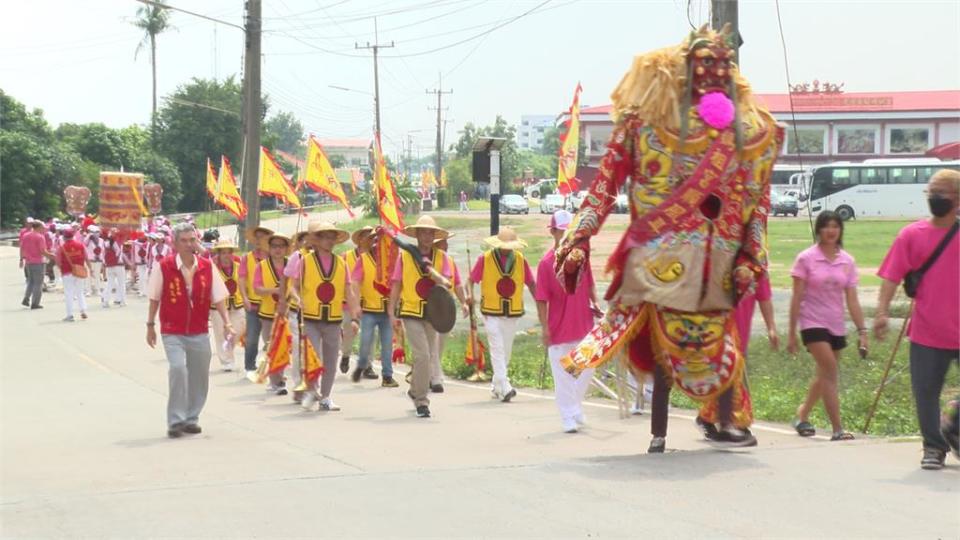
[
  {"x1": 484, "y1": 227, "x2": 527, "y2": 250},
  {"x1": 267, "y1": 233, "x2": 292, "y2": 247},
  {"x1": 433, "y1": 232, "x2": 455, "y2": 245},
  {"x1": 244, "y1": 225, "x2": 274, "y2": 243},
  {"x1": 211, "y1": 239, "x2": 239, "y2": 252},
  {"x1": 403, "y1": 215, "x2": 449, "y2": 241},
  {"x1": 351, "y1": 226, "x2": 375, "y2": 246},
  {"x1": 308, "y1": 220, "x2": 350, "y2": 244}
]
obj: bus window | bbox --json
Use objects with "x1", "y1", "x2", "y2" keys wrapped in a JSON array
[
  {"x1": 832, "y1": 168, "x2": 854, "y2": 185},
  {"x1": 889, "y1": 167, "x2": 915, "y2": 184},
  {"x1": 859, "y1": 168, "x2": 887, "y2": 185}
]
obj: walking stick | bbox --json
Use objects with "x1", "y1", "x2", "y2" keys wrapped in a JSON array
[{"x1": 862, "y1": 304, "x2": 913, "y2": 433}]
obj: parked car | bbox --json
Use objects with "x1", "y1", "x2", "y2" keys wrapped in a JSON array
[
  {"x1": 771, "y1": 192, "x2": 799, "y2": 217},
  {"x1": 566, "y1": 190, "x2": 588, "y2": 212},
  {"x1": 540, "y1": 194, "x2": 566, "y2": 214},
  {"x1": 499, "y1": 194, "x2": 529, "y2": 214},
  {"x1": 615, "y1": 193, "x2": 629, "y2": 214}
]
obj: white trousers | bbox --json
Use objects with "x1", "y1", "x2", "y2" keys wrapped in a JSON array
[
  {"x1": 484, "y1": 316, "x2": 518, "y2": 397},
  {"x1": 210, "y1": 308, "x2": 246, "y2": 368},
  {"x1": 136, "y1": 264, "x2": 148, "y2": 295},
  {"x1": 103, "y1": 265, "x2": 126, "y2": 304},
  {"x1": 548, "y1": 341, "x2": 595, "y2": 422},
  {"x1": 87, "y1": 261, "x2": 103, "y2": 296},
  {"x1": 63, "y1": 275, "x2": 88, "y2": 318}
]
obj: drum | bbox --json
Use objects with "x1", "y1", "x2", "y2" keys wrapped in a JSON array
[{"x1": 425, "y1": 286, "x2": 456, "y2": 334}]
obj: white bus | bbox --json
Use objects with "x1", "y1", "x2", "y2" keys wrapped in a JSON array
[
  {"x1": 805, "y1": 159, "x2": 959, "y2": 220},
  {"x1": 770, "y1": 164, "x2": 806, "y2": 196}
]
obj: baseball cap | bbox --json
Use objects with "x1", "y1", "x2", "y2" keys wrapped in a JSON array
[{"x1": 548, "y1": 209, "x2": 573, "y2": 231}]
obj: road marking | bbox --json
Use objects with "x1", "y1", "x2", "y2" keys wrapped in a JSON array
[{"x1": 77, "y1": 353, "x2": 112, "y2": 374}]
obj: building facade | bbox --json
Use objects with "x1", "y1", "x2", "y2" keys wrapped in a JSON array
[
  {"x1": 315, "y1": 138, "x2": 372, "y2": 170},
  {"x1": 517, "y1": 114, "x2": 556, "y2": 151}
]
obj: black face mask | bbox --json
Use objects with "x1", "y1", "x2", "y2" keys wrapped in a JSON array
[{"x1": 928, "y1": 194, "x2": 955, "y2": 218}]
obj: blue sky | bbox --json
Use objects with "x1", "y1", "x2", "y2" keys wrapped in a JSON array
[{"x1": 2, "y1": 0, "x2": 958, "y2": 158}]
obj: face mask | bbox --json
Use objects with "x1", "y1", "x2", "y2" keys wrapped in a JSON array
[{"x1": 928, "y1": 194, "x2": 955, "y2": 217}]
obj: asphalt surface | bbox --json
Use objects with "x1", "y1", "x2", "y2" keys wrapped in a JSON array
[{"x1": 1, "y1": 245, "x2": 956, "y2": 539}]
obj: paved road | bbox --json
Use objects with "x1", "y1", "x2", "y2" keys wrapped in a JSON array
[{"x1": 1, "y1": 250, "x2": 956, "y2": 538}]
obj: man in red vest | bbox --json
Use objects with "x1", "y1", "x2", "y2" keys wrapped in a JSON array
[{"x1": 145, "y1": 223, "x2": 236, "y2": 438}]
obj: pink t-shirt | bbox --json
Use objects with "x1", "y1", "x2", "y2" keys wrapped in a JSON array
[
  {"x1": 389, "y1": 250, "x2": 456, "y2": 283},
  {"x1": 534, "y1": 249, "x2": 595, "y2": 345},
  {"x1": 733, "y1": 274, "x2": 772, "y2": 355},
  {"x1": 283, "y1": 251, "x2": 349, "y2": 282},
  {"x1": 237, "y1": 250, "x2": 266, "y2": 279},
  {"x1": 468, "y1": 250, "x2": 535, "y2": 288},
  {"x1": 20, "y1": 231, "x2": 48, "y2": 264},
  {"x1": 877, "y1": 220, "x2": 959, "y2": 350},
  {"x1": 253, "y1": 259, "x2": 287, "y2": 288},
  {"x1": 790, "y1": 244, "x2": 859, "y2": 336}
]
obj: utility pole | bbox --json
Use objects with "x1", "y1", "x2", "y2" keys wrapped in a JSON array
[
  {"x1": 711, "y1": 0, "x2": 741, "y2": 63},
  {"x1": 427, "y1": 73, "x2": 452, "y2": 193},
  {"x1": 240, "y1": 0, "x2": 261, "y2": 247},
  {"x1": 355, "y1": 19, "x2": 394, "y2": 140}
]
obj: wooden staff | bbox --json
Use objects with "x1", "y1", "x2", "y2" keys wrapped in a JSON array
[{"x1": 862, "y1": 304, "x2": 913, "y2": 433}]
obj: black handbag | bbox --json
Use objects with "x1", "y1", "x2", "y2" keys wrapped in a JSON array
[{"x1": 903, "y1": 221, "x2": 958, "y2": 298}]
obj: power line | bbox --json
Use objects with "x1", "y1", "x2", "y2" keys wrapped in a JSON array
[{"x1": 134, "y1": 0, "x2": 244, "y2": 30}]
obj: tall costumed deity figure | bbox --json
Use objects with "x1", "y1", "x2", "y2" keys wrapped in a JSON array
[{"x1": 555, "y1": 25, "x2": 784, "y2": 452}]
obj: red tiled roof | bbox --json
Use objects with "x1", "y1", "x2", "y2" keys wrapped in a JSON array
[
  {"x1": 274, "y1": 149, "x2": 304, "y2": 169},
  {"x1": 578, "y1": 90, "x2": 960, "y2": 116}
]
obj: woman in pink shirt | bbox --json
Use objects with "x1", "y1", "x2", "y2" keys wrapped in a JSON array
[{"x1": 788, "y1": 211, "x2": 868, "y2": 441}]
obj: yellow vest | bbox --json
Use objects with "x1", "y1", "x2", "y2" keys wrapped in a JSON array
[
  {"x1": 359, "y1": 252, "x2": 387, "y2": 313},
  {"x1": 243, "y1": 251, "x2": 264, "y2": 305},
  {"x1": 301, "y1": 251, "x2": 346, "y2": 322},
  {"x1": 212, "y1": 258, "x2": 243, "y2": 310},
  {"x1": 399, "y1": 248, "x2": 445, "y2": 319},
  {"x1": 256, "y1": 258, "x2": 286, "y2": 320},
  {"x1": 480, "y1": 249, "x2": 525, "y2": 317}
]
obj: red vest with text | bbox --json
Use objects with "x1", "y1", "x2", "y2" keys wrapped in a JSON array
[
  {"x1": 105, "y1": 241, "x2": 122, "y2": 267},
  {"x1": 158, "y1": 255, "x2": 213, "y2": 335}
]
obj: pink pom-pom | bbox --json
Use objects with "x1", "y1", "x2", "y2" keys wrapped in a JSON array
[{"x1": 697, "y1": 92, "x2": 735, "y2": 130}]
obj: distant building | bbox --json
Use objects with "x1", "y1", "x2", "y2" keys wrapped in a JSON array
[
  {"x1": 568, "y1": 90, "x2": 960, "y2": 172},
  {"x1": 314, "y1": 138, "x2": 372, "y2": 170},
  {"x1": 516, "y1": 114, "x2": 555, "y2": 151}
]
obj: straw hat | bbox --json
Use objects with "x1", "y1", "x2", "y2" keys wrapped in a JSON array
[
  {"x1": 267, "y1": 233, "x2": 292, "y2": 247},
  {"x1": 433, "y1": 232, "x2": 455, "y2": 246},
  {"x1": 402, "y1": 215, "x2": 449, "y2": 241},
  {"x1": 211, "y1": 239, "x2": 239, "y2": 252},
  {"x1": 484, "y1": 227, "x2": 527, "y2": 250},
  {"x1": 309, "y1": 220, "x2": 349, "y2": 244},
  {"x1": 244, "y1": 225, "x2": 274, "y2": 244},
  {"x1": 351, "y1": 226, "x2": 375, "y2": 246}
]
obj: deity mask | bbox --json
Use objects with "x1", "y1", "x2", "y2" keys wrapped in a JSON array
[{"x1": 690, "y1": 45, "x2": 733, "y2": 100}]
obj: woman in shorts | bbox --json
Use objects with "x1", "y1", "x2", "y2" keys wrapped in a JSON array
[{"x1": 787, "y1": 211, "x2": 868, "y2": 441}]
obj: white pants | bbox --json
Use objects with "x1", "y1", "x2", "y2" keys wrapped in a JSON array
[
  {"x1": 548, "y1": 342, "x2": 595, "y2": 422},
  {"x1": 63, "y1": 275, "x2": 88, "y2": 318},
  {"x1": 136, "y1": 264, "x2": 148, "y2": 295},
  {"x1": 210, "y1": 308, "x2": 246, "y2": 368},
  {"x1": 103, "y1": 265, "x2": 126, "y2": 304},
  {"x1": 87, "y1": 261, "x2": 103, "y2": 297},
  {"x1": 484, "y1": 316, "x2": 519, "y2": 397},
  {"x1": 431, "y1": 332, "x2": 448, "y2": 385}
]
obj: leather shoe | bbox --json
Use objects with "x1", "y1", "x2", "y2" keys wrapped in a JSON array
[
  {"x1": 181, "y1": 424, "x2": 202, "y2": 435},
  {"x1": 167, "y1": 426, "x2": 183, "y2": 438}
]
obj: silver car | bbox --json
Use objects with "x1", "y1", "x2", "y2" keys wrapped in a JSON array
[
  {"x1": 540, "y1": 194, "x2": 565, "y2": 214},
  {"x1": 499, "y1": 194, "x2": 529, "y2": 214}
]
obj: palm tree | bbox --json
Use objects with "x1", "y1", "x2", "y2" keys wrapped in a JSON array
[{"x1": 133, "y1": 1, "x2": 173, "y2": 137}]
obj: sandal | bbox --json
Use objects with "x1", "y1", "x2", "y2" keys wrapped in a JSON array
[
  {"x1": 830, "y1": 431, "x2": 855, "y2": 441},
  {"x1": 793, "y1": 419, "x2": 816, "y2": 437}
]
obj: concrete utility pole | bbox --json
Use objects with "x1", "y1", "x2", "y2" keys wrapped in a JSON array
[
  {"x1": 426, "y1": 74, "x2": 452, "y2": 192},
  {"x1": 355, "y1": 19, "x2": 394, "y2": 139},
  {"x1": 711, "y1": 0, "x2": 741, "y2": 62},
  {"x1": 240, "y1": 0, "x2": 262, "y2": 247}
]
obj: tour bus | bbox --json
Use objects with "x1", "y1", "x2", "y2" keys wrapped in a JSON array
[
  {"x1": 804, "y1": 159, "x2": 960, "y2": 220},
  {"x1": 770, "y1": 164, "x2": 806, "y2": 196}
]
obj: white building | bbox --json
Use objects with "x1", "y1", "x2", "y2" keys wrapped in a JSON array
[
  {"x1": 315, "y1": 138, "x2": 372, "y2": 170},
  {"x1": 517, "y1": 114, "x2": 555, "y2": 151}
]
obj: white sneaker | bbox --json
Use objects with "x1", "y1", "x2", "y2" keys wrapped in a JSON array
[
  {"x1": 574, "y1": 412, "x2": 587, "y2": 425},
  {"x1": 319, "y1": 398, "x2": 340, "y2": 411},
  {"x1": 301, "y1": 392, "x2": 318, "y2": 411},
  {"x1": 222, "y1": 362, "x2": 234, "y2": 372},
  {"x1": 562, "y1": 418, "x2": 579, "y2": 434}
]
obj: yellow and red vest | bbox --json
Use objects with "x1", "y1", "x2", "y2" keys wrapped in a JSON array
[
  {"x1": 212, "y1": 256, "x2": 243, "y2": 310},
  {"x1": 301, "y1": 251, "x2": 346, "y2": 322},
  {"x1": 243, "y1": 251, "x2": 265, "y2": 305},
  {"x1": 398, "y1": 249, "x2": 446, "y2": 319},
  {"x1": 479, "y1": 249, "x2": 525, "y2": 317},
  {"x1": 358, "y1": 252, "x2": 387, "y2": 313},
  {"x1": 256, "y1": 258, "x2": 286, "y2": 320}
]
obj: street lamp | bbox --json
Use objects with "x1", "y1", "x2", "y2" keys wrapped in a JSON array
[{"x1": 328, "y1": 85, "x2": 373, "y2": 96}]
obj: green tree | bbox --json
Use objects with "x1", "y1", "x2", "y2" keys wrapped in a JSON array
[
  {"x1": 133, "y1": 0, "x2": 174, "y2": 137},
  {"x1": 540, "y1": 125, "x2": 586, "y2": 174},
  {"x1": 450, "y1": 115, "x2": 522, "y2": 193},
  {"x1": 264, "y1": 111, "x2": 304, "y2": 154},
  {"x1": 156, "y1": 77, "x2": 244, "y2": 212}
]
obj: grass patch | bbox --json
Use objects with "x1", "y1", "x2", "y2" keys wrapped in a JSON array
[{"x1": 466, "y1": 200, "x2": 490, "y2": 211}]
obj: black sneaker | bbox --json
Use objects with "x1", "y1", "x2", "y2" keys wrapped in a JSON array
[
  {"x1": 21, "y1": 298, "x2": 29, "y2": 307},
  {"x1": 501, "y1": 389, "x2": 517, "y2": 403},
  {"x1": 362, "y1": 366, "x2": 379, "y2": 379},
  {"x1": 181, "y1": 424, "x2": 202, "y2": 435},
  {"x1": 351, "y1": 367, "x2": 363, "y2": 383},
  {"x1": 381, "y1": 376, "x2": 399, "y2": 388},
  {"x1": 167, "y1": 426, "x2": 183, "y2": 438},
  {"x1": 695, "y1": 416, "x2": 721, "y2": 441},
  {"x1": 430, "y1": 383, "x2": 445, "y2": 393},
  {"x1": 648, "y1": 436, "x2": 666, "y2": 453},
  {"x1": 30, "y1": 305, "x2": 43, "y2": 310},
  {"x1": 416, "y1": 405, "x2": 431, "y2": 418},
  {"x1": 713, "y1": 426, "x2": 758, "y2": 448},
  {"x1": 921, "y1": 448, "x2": 946, "y2": 470},
  {"x1": 339, "y1": 356, "x2": 350, "y2": 374}
]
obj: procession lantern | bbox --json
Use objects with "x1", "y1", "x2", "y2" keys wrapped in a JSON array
[
  {"x1": 144, "y1": 183, "x2": 163, "y2": 215},
  {"x1": 64, "y1": 185, "x2": 92, "y2": 218}
]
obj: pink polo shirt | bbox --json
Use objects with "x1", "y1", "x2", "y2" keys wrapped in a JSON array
[
  {"x1": 20, "y1": 231, "x2": 48, "y2": 265},
  {"x1": 877, "y1": 220, "x2": 959, "y2": 350},
  {"x1": 469, "y1": 250, "x2": 535, "y2": 287},
  {"x1": 389, "y1": 250, "x2": 457, "y2": 283},
  {"x1": 791, "y1": 245, "x2": 859, "y2": 336},
  {"x1": 534, "y1": 249, "x2": 595, "y2": 346},
  {"x1": 733, "y1": 274, "x2": 772, "y2": 354}
]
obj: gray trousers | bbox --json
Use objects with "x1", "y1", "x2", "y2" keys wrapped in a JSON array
[
  {"x1": 23, "y1": 263, "x2": 45, "y2": 307},
  {"x1": 304, "y1": 320, "x2": 341, "y2": 399},
  {"x1": 162, "y1": 334, "x2": 212, "y2": 428},
  {"x1": 404, "y1": 318, "x2": 438, "y2": 407},
  {"x1": 910, "y1": 342, "x2": 960, "y2": 452}
]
